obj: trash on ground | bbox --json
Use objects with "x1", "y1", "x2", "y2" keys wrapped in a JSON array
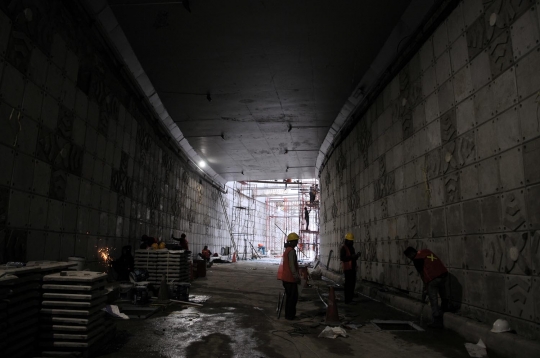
[
  {"x1": 343, "y1": 323, "x2": 361, "y2": 330},
  {"x1": 188, "y1": 295, "x2": 211, "y2": 303},
  {"x1": 318, "y1": 326, "x2": 348, "y2": 339},
  {"x1": 253, "y1": 307, "x2": 263, "y2": 310},
  {"x1": 464, "y1": 339, "x2": 487, "y2": 357},
  {"x1": 102, "y1": 305, "x2": 129, "y2": 319},
  {"x1": 118, "y1": 305, "x2": 160, "y2": 319}
]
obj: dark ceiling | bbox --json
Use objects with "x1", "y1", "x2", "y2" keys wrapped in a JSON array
[{"x1": 109, "y1": 0, "x2": 413, "y2": 181}]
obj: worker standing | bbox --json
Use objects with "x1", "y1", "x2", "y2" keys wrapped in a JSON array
[
  {"x1": 340, "y1": 232, "x2": 361, "y2": 304},
  {"x1": 304, "y1": 207, "x2": 311, "y2": 231},
  {"x1": 404, "y1": 246, "x2": 448, "y2": 328},
  {"x1": 278, "y1": 232, "x2": 301, "y2": 320}
]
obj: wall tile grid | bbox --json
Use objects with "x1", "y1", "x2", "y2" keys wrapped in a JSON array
[
  {"x1": 320, "y1": 0, "x2": 540, "y2": 337},
  {"x1": 0, "y1": 2, "x2": 230, "y2": 271}
]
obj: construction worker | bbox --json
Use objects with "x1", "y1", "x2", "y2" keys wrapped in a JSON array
[
  {"x1": 404, "y1": 246, "x2": 448, "y2": 328},
  {"x1": 340, "y1": 232, "x2": 361, "y2": 304},
  {"x1": 201, "y1": 246, "x2": 212, "y2": 261},
  {"x1": 171, "y1": 233, "x2": 189, "y2": 252},
  {"x1": 304, "y1": 207, "x2": 311, "y2": 231},
  {"x1": 277, "y1": 232, "x2": 301, "y2": 320}
]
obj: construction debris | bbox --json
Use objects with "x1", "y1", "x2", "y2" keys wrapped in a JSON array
[
  {"x1": 465, "y1": 339, "x2": 487, "y2": 357},
  {"x1": 318, "y1": 326, "x2": 348, "y2": 339}
]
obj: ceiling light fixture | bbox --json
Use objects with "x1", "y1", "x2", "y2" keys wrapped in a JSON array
[
  {"x1": 199, "y1": 160, "x2": 206, "y2": 168},
  {"x1": 184, "y1": 133, "x2": 225, "y2": 139}
]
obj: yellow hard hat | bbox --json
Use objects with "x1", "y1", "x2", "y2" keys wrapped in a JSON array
[
  {"x1": 287, "y1": 232, "x2": 299, "y2": 241},
  {"x1": 345, "y1": 232, "x2": 354, "y2": 241}
]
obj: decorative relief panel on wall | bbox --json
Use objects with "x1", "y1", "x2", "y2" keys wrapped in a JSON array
[
  {"x1": 467, "y1": 17, "x2": 488, "y2": 60},
  {"x1": 6, "y1": 30, "x2": 32, "y2": 75},
  {"x1": 357, "y1": 121, "x2": 372, "y2": 168},
  {"x1": 507, "y1": 275, "x2": 534, "y2": 319},
  {"x1": 49, "y1": 169, "x2": 66, "y2": 201},
  {"x1": 111, "y1": 151, "x2": 132, "y2": 197},
  {"x1": 503, "y1": 191, "x2": 526, "y2": 230},
  {"x1": 503, "y1": 232, "x2": 531, "y2": 274},
  {"x1": 442, "y1": 141, "x2": 458, "y2": 174},
  {"x1": 136, "y1": 126, "x2": 151, "y2": 164},
  {"x1": 335, "y1": 148, "x2": 347, "y2": 185},
  {"x1": 489, "y1": 30, "x2": 514, "y2": 78},
  {"x1": 37, "y1": 127, "x2": 83, "y2": 176}
]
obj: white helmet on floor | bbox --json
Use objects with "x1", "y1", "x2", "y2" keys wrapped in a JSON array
[{"x1": 490, "y1": 319, "x2": 511, "y2": 333}]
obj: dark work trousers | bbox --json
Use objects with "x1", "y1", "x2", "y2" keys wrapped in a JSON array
[
  {"x1": 427, "y1": 274, "x2": 448, "y2": 320},
  {"x1": 305, "y1": 218, "x2": 309, "y2": 230},
  {"x1": 282, "y1": 281, "x2": 299, "y2": 319},
  {"x1": 344, "y1": 270, "x2": 356, "y2": 303}
]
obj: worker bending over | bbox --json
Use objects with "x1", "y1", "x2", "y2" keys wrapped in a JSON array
[{"x1": 404, "y1": 246, "x2": 448, "y2": 328}]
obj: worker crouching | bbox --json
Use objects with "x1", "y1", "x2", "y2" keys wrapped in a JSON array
[
  {"x1": 404, "y1": 246, "x2": 449, "y2": 328},
  {"x1": 277, "y1": 232, "x2": 301, "y2": 320}
]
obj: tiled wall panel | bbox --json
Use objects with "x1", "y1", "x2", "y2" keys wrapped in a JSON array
[{"x1": 319, "y1": 0, "x2": 540, "y2": 339}]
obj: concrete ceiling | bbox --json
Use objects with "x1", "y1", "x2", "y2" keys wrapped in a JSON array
[{"x1": 109, "y1": 0, "x2": 412, "y2": 181}]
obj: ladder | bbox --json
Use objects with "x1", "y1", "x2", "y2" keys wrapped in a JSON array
[{"x1": 219, "y1": 193, "x2": 238, "y2": 256}]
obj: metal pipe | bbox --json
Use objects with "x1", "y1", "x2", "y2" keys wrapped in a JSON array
[{"x1": 316, "y1": 285, "x2": 328, "y2": 308}]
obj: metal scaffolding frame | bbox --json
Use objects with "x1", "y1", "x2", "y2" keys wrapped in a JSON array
[{"x1": 231, "y1": 182, "x2": 257, "y2": 260}]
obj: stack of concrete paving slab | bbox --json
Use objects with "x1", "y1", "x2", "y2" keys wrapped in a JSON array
[
  {"x1": 0, "y1": 266, "x2": 41, "y2": 358},
  {"x1": 39, "y1": 271, "x2": 115, "y2": 357},
  {"x1": 134, "y1": 249, "x2": 190, "y2": 285}
]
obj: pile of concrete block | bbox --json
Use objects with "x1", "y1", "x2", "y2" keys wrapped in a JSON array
[
  {"x1": 0, "y1": 266, "x2": 41, "y2": 358},
  {"x1": 134, "y1": 249, "x2": 190, "y2": 285},
  {"x1": 40, "y1": 271, "x2": 115, "y2": 357},
  {"x1": 0, "y1": 262, "x2": 78, "y2": 357}
]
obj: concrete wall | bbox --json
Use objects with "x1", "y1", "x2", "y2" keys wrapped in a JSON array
[
  {"x1": 319, "y1": 0, "x2": 540, "y2": 339},
  {"x1": 0, "y1": 1, "x2": 229, "y2": 270}
]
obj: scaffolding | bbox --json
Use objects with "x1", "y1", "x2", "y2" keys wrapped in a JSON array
[
  {"x1": 231, "y1": 181, "x2": 257, "y2": 260},
  {"x1": 223, "y1": 179, "x2": 319, "y2": 261},
  {"x1": 298, "y1": 181, "x2": 319, "y2": 260}
]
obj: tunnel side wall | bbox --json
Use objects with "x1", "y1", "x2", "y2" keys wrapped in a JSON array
[
  {"x1": 0, "y1": 1, "x2": 231, "y2": 270},
  {"x1": 319, "y1": 0, "x2": 540, "y2": 339}
]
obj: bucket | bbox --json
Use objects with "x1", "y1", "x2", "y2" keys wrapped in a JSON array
[
  {"x1": 119, "y1": 283, "x2": 134, "y2": 300},
  {"x1": 171, "y1": 282, "x2": 191, "y2": 301},
  {"x1": 67, "y1": 256, "x2": 86, "y2": 271},
  {"x1": 195, "y1": 259, "x2": 206, "y2": 278}
]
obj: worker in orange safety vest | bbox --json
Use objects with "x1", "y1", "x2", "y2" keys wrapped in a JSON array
[
  {"x1": 404, "y1": 246, "x2": 449, "y2": 328},
  {"x1": 277, "y1": 232, "x2": 301, "y2": 320},
  {"x1": 340, "y1": 232, "x2": 361, "y2": 304}
]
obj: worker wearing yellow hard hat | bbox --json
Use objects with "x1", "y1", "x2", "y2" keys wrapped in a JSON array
[
  {"x1": 277, "y1": 232, "x2": 301, "y2": 320},
  {"x1": 341, "y1": 232, "x2": 361, "y2": 304}
]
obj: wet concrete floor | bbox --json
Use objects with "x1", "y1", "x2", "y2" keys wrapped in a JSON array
[{"x1": 98, "y1": 260, "x2": 505, "y2": 358}]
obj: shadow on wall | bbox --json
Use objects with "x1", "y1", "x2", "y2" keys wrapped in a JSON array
[{"x1": 447, "y1": 272, "x2": 463, "y2": 312}]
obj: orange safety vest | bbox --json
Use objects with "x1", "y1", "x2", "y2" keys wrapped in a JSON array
[
  {"x1": 277, "y1": 247, "x2": 298, "y2": 283},
  {"x1": 415, "y1": 249, "x2": 448, "y2": 283},
  {"x1": 341, "y1": 245, "x2": 353, "y2": 271},
  {"x1": 201, "y1": 249, "x2": 211, "y2": 259}
]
